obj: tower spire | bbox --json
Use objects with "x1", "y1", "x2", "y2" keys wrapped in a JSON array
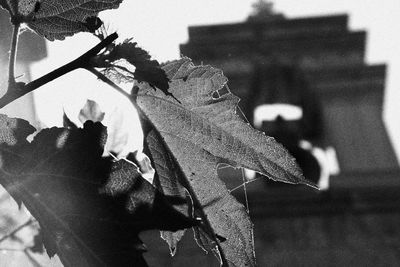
[{"x1": 247, "y1": 0, "x2": 284, "y2": 22}]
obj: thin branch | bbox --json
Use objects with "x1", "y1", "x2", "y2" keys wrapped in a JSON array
[
  {"x1": 0, "y1": 247, "x2": 25, "y2": 251},
  {"x1": 24, "y1": 248, "x2": 43, "y2": 267},
  {"x1": 0, "y1": 218, "x2": 35, "y2": 244},
  {"x1": 110, "y1": 64, "x2": 135, "y2": 76},
  {"x1": 229, "y1": 177, "x2": 261, "y2": 193},
  {"x1": 85, "y1": 67, "x2": 131, "y2": 99},
  {"x1": 0, "y1": 32, "x2": 119, "y2": 109},
  {"x1": 241, "y1": 168, "x2": 250, "y2": 214},
  {"x1": 8, "y1": 23, "x2": 20, "y2": 87}
]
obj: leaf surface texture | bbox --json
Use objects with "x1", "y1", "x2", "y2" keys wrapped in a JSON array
[
  {"x1": 0, "y1": 0, "x2": 123, "y2": 40},
  {"x1": 137, "y1": 58, "x2": 317, "y2": 266}
]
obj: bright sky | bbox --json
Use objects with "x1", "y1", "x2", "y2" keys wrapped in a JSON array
[{"x1": 32, "y1": 0, "x2": 400, "y2": 160}]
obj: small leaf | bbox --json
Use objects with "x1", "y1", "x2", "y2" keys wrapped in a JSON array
[
  {"x1": 63, "y1": 111, "x2": 78, "y2": 129},
  {"x1": 82, "y1": 16, "x2": 103, "y2": 32},
  {"x1": 0, "y1": 0, "x2": 123, "y2": 40},
  {"x1": 129, "y1": 150, "x2": 156, "y2": 184},
  {"x1": 160, "y1": 229, "x2": 186, "y2": 256},
  {"x1": 97, "y1": 39, "x2": 170, "y2": 95},
  {"x1": 78, "y1": 99, "x2": 105, "y2": 124},
  {"x1": 0, "y1": 113, "x2": 35, "y2": 146},
  {"x1": 102, "y1": 59, "x2": 136, "y2": 84}
]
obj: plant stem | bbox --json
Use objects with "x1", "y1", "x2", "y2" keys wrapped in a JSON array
[
  {"x1": 0, "y1": 218, "x2": 35, "y2": 244},
  {"x1": 8, "y1": 23, "x2": 20, "y2": 87},
  {"x1": 85, "y1": 67, "x2": 131, "y2": 99},
  {"x1": 0, "y1": 32, "x2": 119, "y2": 109}
]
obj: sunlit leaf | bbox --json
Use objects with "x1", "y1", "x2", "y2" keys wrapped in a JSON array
[
  {"x1": 129, "y1": 150, "x2": 156, "y2": 184},
  {"x1": 78, "y1": 99, "x2": 105, "y2": 124},
  {"x1": 0, "y1": 0, "x2": 123, "y2": 40},
  {"x1": 136, "y1": 58, "x2": 316, "y2": 266},
  {"x1": 139, "y1": 57, "x2": 316, "y2": 187}
]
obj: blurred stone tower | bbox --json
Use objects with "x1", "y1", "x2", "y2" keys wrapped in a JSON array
[
  {"x1": 180, "y1": 2, "x2": 399, "y2": 186},
  {"x1": 176, "y1": 2, "x2": 400, "y2": 266}
]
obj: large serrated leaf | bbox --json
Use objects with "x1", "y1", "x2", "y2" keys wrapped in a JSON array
[
  {"x1": 136, "y1": 58, "x2": 316, "y2": 266},
  {"x1": 169, "y1": 137, "x2": 256, "y2": 267},
  {"x1": 0, "y1": 114, "x2": 194, "y2": 267},
  {"x1": 0, "y1": 0, "x2": 123, "y2": 40},
  {"x1": 139, "y1": 58, "x2": 315, "y2": 187}
]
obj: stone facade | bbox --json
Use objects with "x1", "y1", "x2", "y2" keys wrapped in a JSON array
[{"x1": 181, "y1": 14, "x2": 398, "y2": 174}]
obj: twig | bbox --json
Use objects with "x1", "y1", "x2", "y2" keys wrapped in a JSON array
[
  {"x1": 24, "y1": 248, "x2": 43, "y2": 267},
  {"x1": 0, "y1": 218, "x2": 35, "y2": 244},
  {"x1": 0, "y1": 33, "x2": 119, "y2": 109},
  {"x1": 0, "y1": 247, "x2": 25, "y2": 251},
  {"x1": 85, "y1": 67, "x2": 131, "y2": 100},
  {"x1": 8, "y1": 23, "x2": 20, "y2": 87}
]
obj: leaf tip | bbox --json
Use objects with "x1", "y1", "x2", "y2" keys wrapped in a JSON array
[{"x1": 303, "y1": 179, "x2": 320, "y2": 190}]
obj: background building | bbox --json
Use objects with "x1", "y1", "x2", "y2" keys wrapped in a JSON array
[{"x1": 176, "y1": 3, "x2": 400, "y2": 266}]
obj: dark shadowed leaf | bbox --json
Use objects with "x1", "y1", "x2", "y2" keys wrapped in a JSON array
[
  {"x1": 82, "y1": 16, "x2": 103, "y2": 32},
  {"x1": 0, "y1": 0, "x2": 123, "y2": 40},
  {"x1": 0, "y1": 114, "x2": 194, "y2": 267},
  {"x1": 63, "y1": 112, "x2": 78, "y2": 129}
]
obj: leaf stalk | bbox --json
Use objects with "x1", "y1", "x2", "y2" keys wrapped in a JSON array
[
  {"x1": 85, "y1": 67, "x2": 131, "y2": 99},
  {"x1": 0, "y1": 218, "x2": 35, "y2": 244}
]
